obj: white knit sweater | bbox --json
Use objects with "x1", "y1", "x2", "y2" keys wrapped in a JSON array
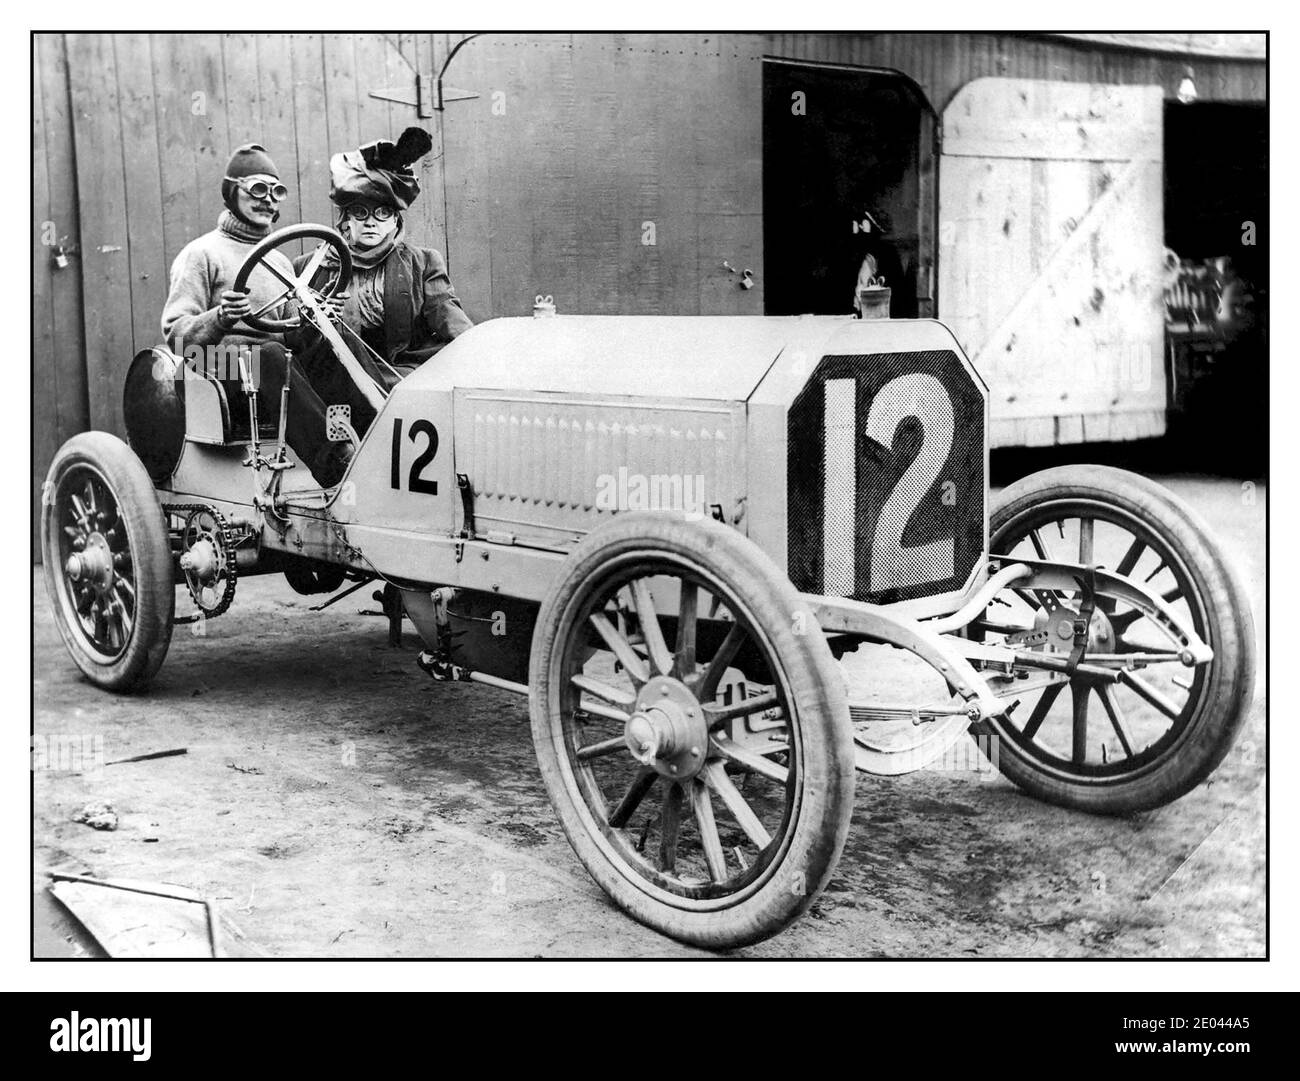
[{"x1": 160, "y1": 213, "x2": 296, "y2": 352}]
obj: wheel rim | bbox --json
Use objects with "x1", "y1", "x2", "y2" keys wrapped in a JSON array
[
  {"x1": 980, "y1": 498, "x2": 1210, "y2": 783},
  {"x1": 549, "y1": 552, "x2": 803, "y2": 909},
  {"x1": 49, "y1": 464, "x2": 138, "y2": 664}
]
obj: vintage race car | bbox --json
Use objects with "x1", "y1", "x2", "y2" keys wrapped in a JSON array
[{"x1": 40, "y1": 224, "x2": 1256, "y2": 949}]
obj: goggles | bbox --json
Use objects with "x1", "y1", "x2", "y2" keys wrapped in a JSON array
[
  {"x1": 342, "y1": 203, "x2": 397, "y2": 222},
  {"x1": 225, "y1": 177, "x2": 289, "y2": 203}
]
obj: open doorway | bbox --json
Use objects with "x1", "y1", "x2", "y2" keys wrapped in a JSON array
[
  {"x1": 762, "y1": 61, "x2": 936, "y2": 318},
  {"x1": 1163, "y1": 101, "x2": 1267, "y2": 473}
]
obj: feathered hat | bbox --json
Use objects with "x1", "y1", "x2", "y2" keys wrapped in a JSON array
[{"x1": 329, "y1": 127, "x2": 434, "y2": 211}]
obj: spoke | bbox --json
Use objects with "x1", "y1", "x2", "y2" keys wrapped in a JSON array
[
  {"x1": 578, "y1": 699, "x2": 631, "y2": 724},
  {"x1": 689, "y1": 780, "x2": 728, "y2": 883},
  {"x1": 695, "y1": 621, "x2": 745, "y2": 702},
  {"x1": 1101, "y1": 538, "x2": 1146, "y2": 615},
  {"x1": 589, "y1": 612, "x2": 650, "y2": 684},
  {"x1": 109, "y1": 608, "x2": 125, "y2": 649},
  {"x1": 1115, "y1": 537, "x2": 1146, "y2": 577},
  {"x1": 69, "y1": 494, "x2": 91, "y2": 530},
  {"x1": 703, "y1": 762, "x2": 772, "y2": 849},
  {"x1": 1078, "y1": 518, "x2": 1094, "y2": 564},
  {"x1": 576, "y1": 734, "x2": 628, "y2": 761},
  {"x1": 112, "y1": 582, "x2": 134, "y2": 613},
  {"x1": 92, "y1": 604, "x2": 108, "y2": 645},
  {"x1": 570, "y1": 673, "x2": 635, "y2": 708},
  {"x1": 659, "y1": 782, "x2": 683, "y2": 872},
  {"x1": 115, "y1": 601, "x2": 133, "y2": 641},
  {"x1": 608, "y1": 768, "x2": 657, "y2": 828},
  {"x1": 1109, "y1": 608, "x2": 1144, "y2": 635},
  {"x1": 1096, "y1": 685, "x2": 1135, "y2": 758},
  {"x1": 1028, "y1": 529, "x2": 1052, "y2": 561},
  {"x1": 259, "y1": 257, "x2": 298, "y2": 291},
  {"x1": 249, "y1": 287, "x2": 295, "y2": 320},
  {"x1": 1119, "y1": 671, "x2": 1184, "y2": 721},
  {"x1": 1021, "y1": 681, "x2": 1065, "y2": 741},
  {"x1": 298, "y1": 242, "x2": 331, "y2": 289},
  {"x1": 674, "y1": 582, "x2": 698, "y2": 680},
  {"x1": 704, "y1": 691, "x2": 780, "y2": 727},
  {"x1": 711, "y1": 737, "x2": 789, "y2": 785},
  {"x1": 629, "y1": 580, "x2": 673, "y2": 676},
  {"x1": 1070, "y1": 682, "x2": 1090, "y2": 765}
]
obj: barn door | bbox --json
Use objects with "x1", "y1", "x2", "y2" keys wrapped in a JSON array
[{"x1": 938, "y1": 78, "x2": 1166, "y2": 447}]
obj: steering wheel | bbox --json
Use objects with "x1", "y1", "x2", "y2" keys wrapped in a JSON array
[{"x1": 231, "y1": 224, "x2": 353, "y2": 334}]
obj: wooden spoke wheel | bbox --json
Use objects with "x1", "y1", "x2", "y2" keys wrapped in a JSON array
[
  {"x1": 41, "y1": 433, "x2": 174, "y2": 691},
  {"x1": 530, "y1": 512, "x2": 855, "y2": 948},
  {"x1": 971, "y1": 466, "x2": 1255, "y2": 814}
]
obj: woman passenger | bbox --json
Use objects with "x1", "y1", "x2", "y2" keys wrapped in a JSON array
[{"x1": 295, "y1": 127, "x2": 474, "y2": 436}]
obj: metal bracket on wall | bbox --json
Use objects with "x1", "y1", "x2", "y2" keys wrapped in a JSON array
[
  {"x1": 370, "y1": 73, "x2": 480, "y2": 118},
  {"x1": 369, "y1": 75, "x2": 436, "y2": 119}
]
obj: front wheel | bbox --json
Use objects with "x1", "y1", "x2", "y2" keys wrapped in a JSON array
[
  {"x1": 41, "y1": 432, "x2": 175, "y2": 691},
  {"x1": 530, "y1": 512, "x2": 855, "y2": 949},
  {"x1": 971, "y1": 465, "x2": 1255, "y2": 814}
]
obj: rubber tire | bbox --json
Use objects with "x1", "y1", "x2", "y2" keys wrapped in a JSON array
[
  {"x1": 41, "y1": 432, "x2": 175, "y2": 691},
  {"x1": 529, "y1": 512, "x2": 856, "y2": 950},
  {"x1": 972, "y1": 465, "x2": 1256, "y2": 814}
]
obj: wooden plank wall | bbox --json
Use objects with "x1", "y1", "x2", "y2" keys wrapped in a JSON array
[
  {"x1": 438, "y1": 33, "x2": 765, "y2": 322},
  {"x1": 33, "y1": 32, "x2": 444, "y2": 550},
  {"x1": 33, "y1": 34, "x2": 89, "y2": 556}
]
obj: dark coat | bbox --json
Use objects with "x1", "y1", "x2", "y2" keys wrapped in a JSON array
[{"x1": 294, "y1": 241, "x2": 473, "y2": 374}]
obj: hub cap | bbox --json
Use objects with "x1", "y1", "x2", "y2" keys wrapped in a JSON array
[{"x1": 623, "y1": 676, "x2": 709, "y2": 779}]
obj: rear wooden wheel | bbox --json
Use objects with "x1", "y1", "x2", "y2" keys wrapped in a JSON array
[
  {"x1": 41, "y1": 432, "x2": 175, "y2": 691},
  {"x1": 530, "y1": 512, "x2": 855, "y2": 949}
]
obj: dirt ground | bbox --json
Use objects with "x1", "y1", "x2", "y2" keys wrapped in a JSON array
[{"x1": 32, "y1": 474, "x2": 1266, "y2": 958}]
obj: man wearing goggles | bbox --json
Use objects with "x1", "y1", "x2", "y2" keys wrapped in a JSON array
[
  {"x1": 161, "y1": 143, "x2": 352, "y2": 486},
  {"x1": 223, "y1": 175, "x2": 290, "y2": 204}
]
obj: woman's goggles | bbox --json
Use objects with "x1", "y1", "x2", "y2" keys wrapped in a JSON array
[
  {"x1": 342, "y1": 203, "x2": 397, "y2": 222},
  {"x1": 225, "y1": 177, "x2": 289, "y2": 203}
]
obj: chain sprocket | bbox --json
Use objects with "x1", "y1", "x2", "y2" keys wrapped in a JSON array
[{"x1": 166, "y1": 503, "x2": 240, "y2": 622}]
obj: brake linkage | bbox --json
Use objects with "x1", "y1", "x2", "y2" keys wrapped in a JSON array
[{"x1": 1063, "y1": 563, "x2": 1098, "y2": 677}]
